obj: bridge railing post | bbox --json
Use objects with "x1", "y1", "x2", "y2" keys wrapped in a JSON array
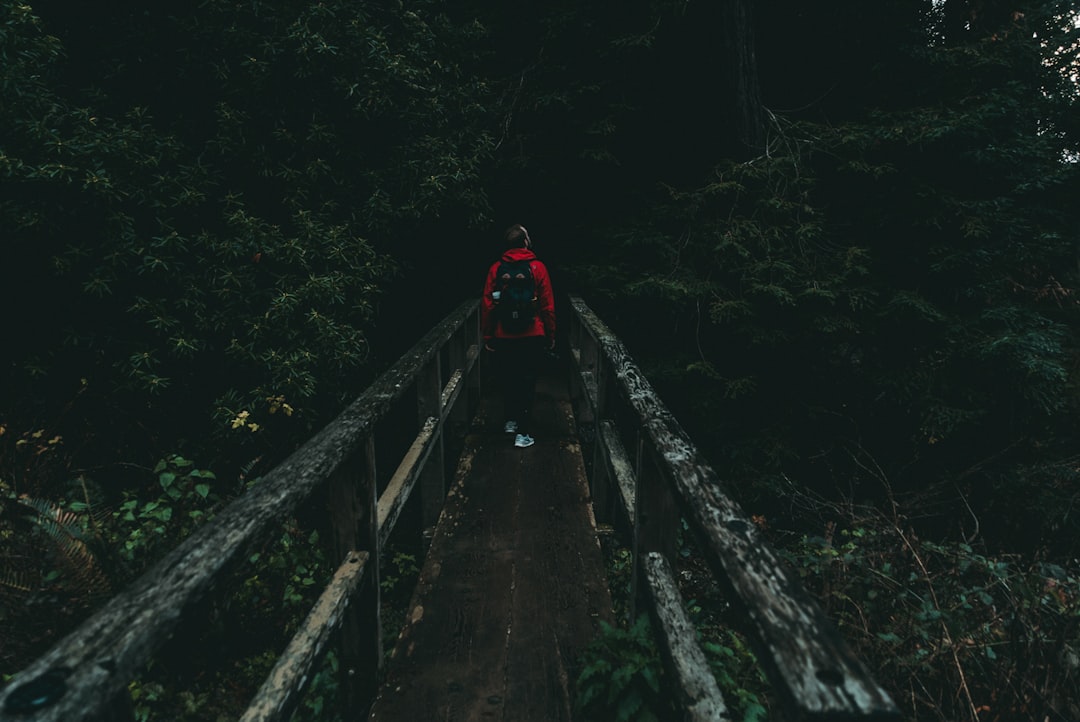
[
  {"x1": 324, "y1": 434, "x2": 381, "y2": 717},
  {"x1": 0, "y1": 300, "x2": 480, "y2": 722},
  {"x1": 630, "y1": 435, "x2": 679, "y2": 620}
]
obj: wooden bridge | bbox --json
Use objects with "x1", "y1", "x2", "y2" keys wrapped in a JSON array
[{"x1": 0, "y1": 297, "x2": 900, "y2": 722}]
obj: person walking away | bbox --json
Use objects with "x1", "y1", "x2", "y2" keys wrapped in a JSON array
[{"x1": 480, "y1": 224, "x2": 556, "y2": 448}]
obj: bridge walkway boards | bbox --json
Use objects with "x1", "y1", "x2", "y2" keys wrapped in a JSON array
[{"x1": 367, "y1": 369, "x2": 614, "y2": 721}]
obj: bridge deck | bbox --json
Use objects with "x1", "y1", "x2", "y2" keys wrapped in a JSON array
[{"x1": 368, "y1": 369, "x2": 614, "y2": 721}]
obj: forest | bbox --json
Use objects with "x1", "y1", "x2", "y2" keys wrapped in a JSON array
[{"x1": 2, "y1": 1, "x2": 1079, "y2": 720}]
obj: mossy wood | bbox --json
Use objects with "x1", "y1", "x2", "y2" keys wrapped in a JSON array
[
  {"x1": 0, "y1": 301, "x2": 481, "y2": 722},
  {"x1": 0, "y1": 295, "x2": 899, "y2": 722},
  {"x1": 568, "y1": 295, "x2": 900, "y2": 721}
]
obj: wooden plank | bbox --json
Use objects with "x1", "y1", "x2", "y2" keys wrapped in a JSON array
[
  {"x1": 239, "y1": 552, "x2": 369, "y2": 722},
  {"x1": 0, "y1": 300, "x2": 479, "y2": 722},
  {"x1": 642, "y1": 552, "x2": 730, "y2": 722},
  {"x1": 569, "y1": 296, "x2": 899, "y2": 721},
  {"x1": 368, "y1": 373, "x2": 613, "y2": 721},
  {"x1": 329, "y1": 436, "x2": 380, "y2": 717},
  {"x1": 600, "y1": 420, "x2": 636, "y2": 526}
]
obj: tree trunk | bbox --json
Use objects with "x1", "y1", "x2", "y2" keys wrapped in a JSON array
[{"x1": 720, "y1": 0, "x2": 766, "y2": 153}]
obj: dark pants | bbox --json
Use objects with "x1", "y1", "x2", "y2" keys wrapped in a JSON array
[{"x1": 493, "y1": 336, "x2": 546, "y2": 435}]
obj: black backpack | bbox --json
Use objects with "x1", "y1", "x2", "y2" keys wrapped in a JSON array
[{"x1": 495, "y1": 259, "x2": 537, "y2": 332}]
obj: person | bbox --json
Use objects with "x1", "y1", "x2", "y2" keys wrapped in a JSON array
[{"x1": 480, "y1": 224, "x2": 556, "y2": 448}]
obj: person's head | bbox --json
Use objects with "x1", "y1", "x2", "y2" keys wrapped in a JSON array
[{"x1": 504, "y1": 224, "x2": 532, "y2": 250}]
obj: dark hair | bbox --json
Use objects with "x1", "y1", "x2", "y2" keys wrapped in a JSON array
[{"x1": 504, "y1": 224, "x2": 531, "y2": 249}]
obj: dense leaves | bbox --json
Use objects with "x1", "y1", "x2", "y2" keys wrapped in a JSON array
[
  {"x1": 2, "y1": 1, "x2": 496, "y2": 465},
  {"x1": 568, "y1": 2, "x2": 1080, "y2": 550},
  {"x1": 1, "y1": 0, "x2": 496, "y2": 685},
  {"x1": 3, "y1": 1, "x2": 1080, "y2": 720}
]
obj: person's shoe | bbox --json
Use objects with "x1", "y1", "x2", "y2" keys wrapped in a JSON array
[
  {"x1": 514, "y1": 433, "x2": 535, "y2": 448},
  {"x1": 503, "y1": 420, "x2": 518, "y2": 433}
]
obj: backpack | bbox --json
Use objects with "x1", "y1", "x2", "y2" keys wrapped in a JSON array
[{"x1": 494, "y1": 259, "x2": 537, "y2": 333}]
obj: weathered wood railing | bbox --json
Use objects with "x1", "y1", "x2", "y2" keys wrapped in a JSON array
[
  {"x1": 0, "y1": 300, "x2": 481, "y2": 722},
  {"x1": 567, "y1": 295, "x2": 901, "y2": 721}
]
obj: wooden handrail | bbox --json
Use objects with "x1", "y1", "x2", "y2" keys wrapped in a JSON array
[
  {"x1": 567, "y1": 295, "x2": 900, "y2": 721},
  {"x1": 0, "y1": 300, "x2": 480, "y2": 722},
  {"x1": 3, "y1": 293, "x2": 899, "y2": 721}
]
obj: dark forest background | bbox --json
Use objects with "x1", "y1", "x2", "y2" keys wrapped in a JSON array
[{"x1": 3, "y1": 1, "x2": 1079, "y2": 720}]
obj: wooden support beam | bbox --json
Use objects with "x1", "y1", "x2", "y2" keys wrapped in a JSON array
[
  {"x1": 327, "y1": 437, "x2": 381, "y2": 717},
  {"x1": 600, "y1": 420, "x2": 636, "y2": 528},
  {"x1": 0, "y1": 300, "x2": 479, "y2": 722},
  {"x1": 568, "y1": 296, "x2": 900, "y2": 721},
  {"x1": 642, "y1": 552, "x2": 730, "y2": 722}
]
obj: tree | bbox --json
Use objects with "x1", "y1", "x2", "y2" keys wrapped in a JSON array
[
  {"x1": 721, "y1": 0, "x2": 766, "y2": 152},
  {"x1": 571, "y1": 1, "x2": 1080, "y2": 546},
  {"x1": 2, "y1": 1, "x2": 498, "y2": 465}
]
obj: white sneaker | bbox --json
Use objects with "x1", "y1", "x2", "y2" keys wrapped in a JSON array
[
  {"x1": 503, "y1": 420, "x2": 518, "y2": 433},
  {"x1": 514, "y1": 433, "x2": 535, "y2": 448}
]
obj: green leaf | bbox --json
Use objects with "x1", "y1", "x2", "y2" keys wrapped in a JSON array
[{"x1": 615, "y1": 689, "x2": 643, "y2": 720}]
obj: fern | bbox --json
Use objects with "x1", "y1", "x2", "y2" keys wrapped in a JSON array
[
  {"x1": 18, "y1": 495, "x2": 111, "y2": 596},
  {"x1": 0, "y1": 568, "x2": 34, "y2": 592},
  {"x1": 574, "y1": 616, "x2": 674, "y2": 721}
]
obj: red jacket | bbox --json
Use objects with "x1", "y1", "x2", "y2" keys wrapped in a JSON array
[{"x1": 481, "y1": 247, "x2": 556, "y2": 343}]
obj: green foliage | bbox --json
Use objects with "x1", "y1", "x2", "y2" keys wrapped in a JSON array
[
  {"x1": 128, "y1": 677, "x2": 236, "y2": 722},
  {"x1": 4, "y1": 3, "x2": 1080, "y2": 720},
  {"x1": 15, "y1": 492, "x2": 111, "y2": 598},
  {"x1": 377, "y1": 548, "x2": 421, "y2": 667},
  {"x1": 121, "y1": 520, "x2": 335, "y2": 721},
  {"x1": 702, "y1": 631, "x2": 768, "y2": 722},
  {"x1": 0, "y1": 443, "x2": 225, "y2": 676},
  {"x1": 1, "y1": 0, "x2": 498, "y2": 463},
  {"x1": 243, "y1": 526, "x2": 327, "y2": 620},
  {"x1": 380, "y1": 551, "x2": 419, "y2": 596},
  {"x1": 291, "y1": 650, "x2": 342, "y2": 722},
  {"x1": 781, "y1": 515, "x2": 1080, "y2": 722},
  {"x1": 573, "y1": 6, "x2": 1080, "y2": 538},
  {"x1": 558, "y1": 7, "x2": 1080, "y2": 722},
  {"x1": 575, "y1": 616, "x2": 674, "y2": 722},
  {"x1": 600, "y1": 541, "x2": 636, "y2": 622},
  {"x1": 106, "y1": 455, "x2": 220, "y2": 578}
]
